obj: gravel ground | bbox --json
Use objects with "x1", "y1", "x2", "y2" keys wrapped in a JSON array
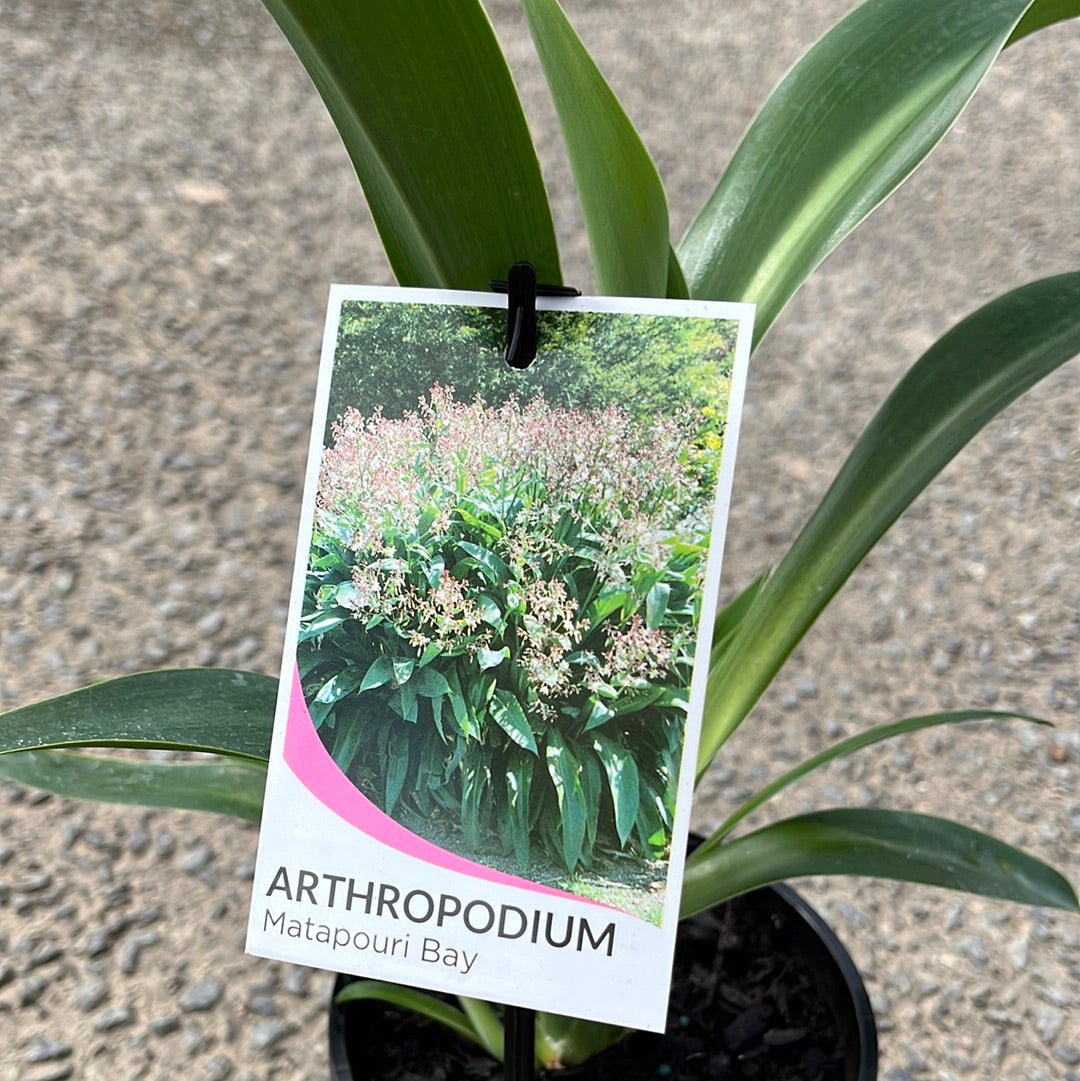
[{"x1": 2, "y1": 2, "x2": 1078, "y2": 1079}]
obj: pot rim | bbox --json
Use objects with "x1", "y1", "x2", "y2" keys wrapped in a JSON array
[{"x1": 328, "y1": 881, "x2": 879, "y2": 1081}]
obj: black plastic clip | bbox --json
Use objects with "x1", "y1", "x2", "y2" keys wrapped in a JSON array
[
  {"x1": 490, "y1": 263, "x2": 580, "y2": 369},
  {"x1": 504, "y1": 1004, "x2": 536, "y2": 1081}
]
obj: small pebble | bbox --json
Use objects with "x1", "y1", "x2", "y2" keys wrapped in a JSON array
[
  {"x1": 25, "y1": 1035, "x2": 73, "y2": 1063},
  {"x1": 183, "y1": 1023, "x2": 211, "y2": 1055},
  {"x1": 245, "y1": 994, "x2": 281, "y2": 1017},
  {"x1": 234, "y1": 855, "x2": 257, "y2": 880},
  {"x1": 28, "y1": 944, "x2": 63, "y2": 968},
  {"x1": 1008, "y1": 935, "x2": 1029, "y2": 970},
  {"x1": 1035, "y1": 1005, "x2": 1066, "y2": 1045},
  {"x1": 127, "y1": 827, "x2": 151, "y2": 855},
  {"x1": 16, "y1": 872, "x2": 52, "y2": 893},
  {"x1": 102, "y1": 882, "x2": 131, "y2": 909},
  {"x1": 181, "y1": 842, "x2": 213, "y2": 875},
  {"x1": 93, "y1": 1007, "x2": 134, "y2": 1032},
  {"x1": 120, "y1": 931, "x2": 160, "y2": 974},
  {"x1": 201, "y1": 1055, "x2": 235, "y2": 1081},
  {"x1": 75, "y1": 977, "x2": 108, "y2": 1012},
  {"x1": 955, "y1": 937, "x2": 989, "y2": 967},
  {"x1": 83, "y1": 928, "x2": 111, "y2": 958},
  {"x1": 148, "y1": 1016, "x2": 181, "y2": 1036},
  {"x1": 282, "y1": 968, "x2": 309, "y2": 997},
  {"x1": 24, "y1": 1064, "x2": 74, "y2": 1081},
  {"x1": 180, "y1": 975, "x2": 225, "y2": 1012},
  {"x1": 1036, "y1": 985, "x2": 1071, "y2": 1007},
  {"x1": 249, "y1": 1020, "x2": 298, "y2": 1052},
  {"x1": 131, "y1": 906, "x2": 165, "y2": 927},
  {"x1": 19, "y1": 975, "x2": 48, "y2": 1007},
  {"x1": 944, "y1": 903, "x2": 964, "y2": 932}
]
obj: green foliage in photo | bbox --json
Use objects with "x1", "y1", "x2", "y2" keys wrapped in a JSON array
[
  {"x1": 326, "y1": 301, "x2": 736, "y2": 436},
  {"x1": 300, "y1": 383, "x2": 717, "y2": 873}
]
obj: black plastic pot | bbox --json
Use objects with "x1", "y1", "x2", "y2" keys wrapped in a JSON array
[{"x1": 328, "y1": 882, "x2": 877, "y2": 1081}]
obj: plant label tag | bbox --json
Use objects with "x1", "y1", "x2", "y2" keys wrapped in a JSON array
[{"x1": 246, "y1": 285, "x2": 754, "y2": 1032}]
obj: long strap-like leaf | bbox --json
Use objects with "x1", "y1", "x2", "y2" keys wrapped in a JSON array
[
  {"x1": 1010, "y1": 0, "x2": 1080, "y2": 42},
  {"x1": 0, "y1": 669, "x2": 276, "y2": 761},
  {"x1": 678, "y1": 0, "x2": 1076, "y2": 343},
  {"x1": 698, "y1": 273, "x2": 1080, "y2": 771},
  {"x1": 521, "y1": 0, "x2": 670, "y2": 296},
  {"x1": 699, "y1": 710, "x2": 1050, "y2": 849},
  {"x1": 260, "y1": 0, "x2": 561, "y2": 289},
  {"x1": 681, "y1": 809, "x2": 1080, "y2": 917},
  {"x1": 0, "y1": 750, "x2": 267, "y2": 822},
  {"x1": 336, "y1": 981, "x2": 488, "y2": 1052}
]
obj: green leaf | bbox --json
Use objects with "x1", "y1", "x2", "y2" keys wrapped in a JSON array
[
  {"x1": 506, "y1": 759, "x2": 533, "y2": 870},
  {"x1": 336, "y1": 981, "x2": 489, "y2": 1053},
  {"x1": 461, "y1": 754, "x2": 491, "y2": 848},
  {"x1": 489, "y1": 689, "x2": 538, "y2": 755},
  {"x1": 700, "y1": 710, "x2": 1051, "y2": 850},
  {"x1": 610, "y1": 686, "x2": 666, "y2": 717},
  {"x1": 581, "y1": 698, "x2": 615, "y2": 732},
  {"x1": 0, "y1": 750, "x2": 266, "y2": 823},
  {"x1": 579, "y1": 748, "x2": 602, "y2": 848},
  {"x1": 666, "y1": 246, "x2": 690, "y2": 300},
  {"x1": 587, "y1": 589, "x2": 632, "y2": 624},
  {"x1": 545, "y1": 729, "x2": 587, "y2": 870},
  {"x1": 476, "y1": 646, "x2": 509, "y2": 672},
  {"x1": 307, "y1": 697, "x2": 334, "y2": 731},
  {"x1": 397, "y1": 680, "x2": 419, "y2": 724},
  {"x1": 699, "y1": 274, "x2": 1080, "y2": 774},
  {"x1": 297, "y1": 611, "x2": 348, "y2": 642},
  {"x1": 521, "y1": 0, "x2": 669, "y2": 296},
  {"x1": 710, "y1": 575, "x2": 767, "y2": 654},
  {"x1": 455, "y1": 506, "x2": 503, "y2": 543},
  {"x1": 392, "y1": 657, "x2": 416, "y2": 687},
  {"x1": 417, "y1": 642, "x2": 444, "y2": 669},
  {"x1": 457, "y1": 998, "x2": 506, "y2": 1063},
  {"x1": 0, "y1": 669, "x2": 275, "y2": 762},
  {"x1": 259, "y1": 0, "x2": 560, "y2": 289},
  {"x1": 535, "y1": 1013, "x2": 627, "y2": 1070},
  {"x1": 645, "y1": 582, "x2": 670, "y2": 630},
  {"x1": 679, "y1": 0, "x2": 1047, "y2": 342},
  {"x1": 412, "y1": 668, "x2": 452, "y2": 699},
  {"x1": 474, "y1": 594, "x2": 505, "y2": 629},
  {"x1": 591, "y1": 733, "x2": 640, "y2": 847},
  {"x1": 455, "y1": 541, "x2": 510, "y2": 586},
  {"x1": 445, "y1": 668, "x2": 472, "y2": 739},
  {"x1": 313, "y1": 667, "x2": 364, "y2": 705},
  {"x1": 359, "y1": 655, "x2": 395, "y2": 692},
  {"x1": 681, "y1": 809, "x2": 1079, "y2": 918},
  {"x1": 1008, "y1": 0, "x2": 1080, "y2": 43},
  {"x1": 329, "y1": 707, "x2": 368, "y2": 776},
  {"x1": 384, "y1": 726, "x2": 410, "y2": 815}
]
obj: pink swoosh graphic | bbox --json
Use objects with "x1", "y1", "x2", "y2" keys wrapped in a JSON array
[{"x1": 283, "y1": 666, "x2": 602, "y2": 906}]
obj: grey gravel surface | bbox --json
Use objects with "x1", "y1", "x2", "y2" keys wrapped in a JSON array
[{"x1": 2, "y1": 2, "x2": 1079, "y2": 1079}]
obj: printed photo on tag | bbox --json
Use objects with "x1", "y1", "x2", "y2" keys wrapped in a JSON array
[{"x1": 247, "y1": 285, "x2": 754, "y2": 1031}]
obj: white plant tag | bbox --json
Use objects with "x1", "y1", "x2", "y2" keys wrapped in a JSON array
[{"x1": 246, "y1": 285, "x2": 753, "y2": 1031}]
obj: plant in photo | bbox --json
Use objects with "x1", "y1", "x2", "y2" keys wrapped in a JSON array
[{"x1": 301, "y1": 384, "x2": 710, "y2": 875}]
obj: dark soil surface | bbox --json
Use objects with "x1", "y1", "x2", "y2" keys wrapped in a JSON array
[{"x1": 332, "y1": 887, "x2": 865, "y2": 1081}]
